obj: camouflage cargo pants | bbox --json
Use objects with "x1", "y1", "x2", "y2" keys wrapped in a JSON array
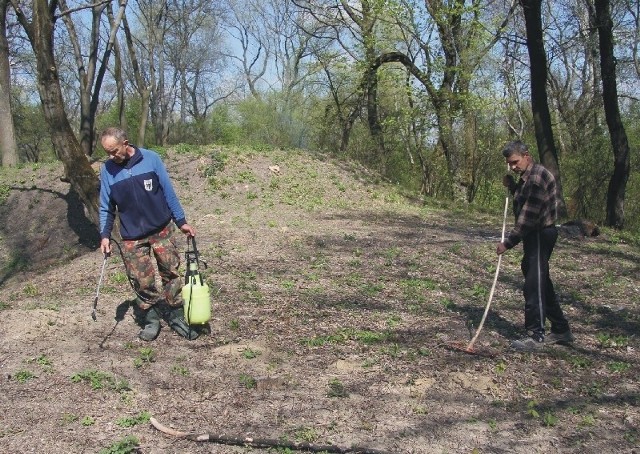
[{"x1": 122, "y1": 223, "x2": 183, "y2": 310}]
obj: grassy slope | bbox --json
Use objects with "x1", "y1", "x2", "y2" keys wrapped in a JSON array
[{"x1": 0, "y1": 145, "x2": 638, "y2": 453}]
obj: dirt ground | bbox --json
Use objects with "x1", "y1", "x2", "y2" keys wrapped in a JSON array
[{"x1": 0, "y1": 146, "x2": 638, "y2": 454}]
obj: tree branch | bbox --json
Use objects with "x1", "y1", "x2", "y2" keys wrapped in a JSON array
[
  {"x1": 150, "y1": 417, "x2": 391, "y2": 454},
  {"x1": 55, "y1": 0, "x2": 112, "y2": 19}
]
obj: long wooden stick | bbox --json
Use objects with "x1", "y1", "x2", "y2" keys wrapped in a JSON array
[
  {"x1": 150, "y1": 417, "x2": 391, "y2": 454},
  {"x1": 464, "y1": 190, "x2": 510, "y2": 352}
]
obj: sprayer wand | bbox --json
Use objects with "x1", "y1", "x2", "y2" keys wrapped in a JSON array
[{"x1": 92, "y1": 252, "x2": 109, "y2": 321}]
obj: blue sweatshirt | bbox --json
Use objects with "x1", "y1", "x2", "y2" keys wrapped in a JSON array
[{"x1": 99, "y1": 147, "x2": 187, "y2": 240}]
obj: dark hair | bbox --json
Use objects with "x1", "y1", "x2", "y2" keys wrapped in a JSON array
[
  {"x1": 101, "y1": 127, "x2": 128, "y2": 143},
  {"x1": 502, "y1": 140, "x2": 528, "y2": 158}
]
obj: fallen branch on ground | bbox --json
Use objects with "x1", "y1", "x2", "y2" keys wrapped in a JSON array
[{"x1": 150, "y1": 417, "x2": 391, "y2": 454}]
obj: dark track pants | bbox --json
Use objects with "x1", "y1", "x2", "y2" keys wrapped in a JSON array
[{"x1": 521, "y1": 226, "x2": 570, "y2": 336}]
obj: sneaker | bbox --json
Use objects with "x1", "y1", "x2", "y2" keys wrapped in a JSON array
[
  {"x1": 546, "y1": 331, "x2": 575, "y2": 344},
  {"x1": 511, "y1": 335, "x2": 544, "y2": 352}
]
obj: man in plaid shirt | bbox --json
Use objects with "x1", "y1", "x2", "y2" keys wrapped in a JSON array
[{"x1": 497, "y1": 140, "x2": 574, "y2": 351}]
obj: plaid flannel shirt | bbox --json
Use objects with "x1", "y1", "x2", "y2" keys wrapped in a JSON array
[{"x1": 504, "y1": 162, "x2": 557, "y2": 249}]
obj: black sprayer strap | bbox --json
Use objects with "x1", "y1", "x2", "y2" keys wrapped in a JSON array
[
  {"x1": 185, "y1": 236, "x2": 208, "y2": 283},
  {"x1": 187, "y1": 236, "x2": 199, "y2": 266}
]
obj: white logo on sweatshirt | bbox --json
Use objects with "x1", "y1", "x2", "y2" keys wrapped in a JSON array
[{"x1": 144, "y1": 179, "x2": 153, "y2": 191}]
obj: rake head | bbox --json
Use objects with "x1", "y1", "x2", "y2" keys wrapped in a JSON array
[{"x1": 446, "y1": 341, "x2": 497, "y2": 358}]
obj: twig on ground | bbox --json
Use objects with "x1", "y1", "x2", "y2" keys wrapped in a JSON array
[{"x1": 150, "y1": 417, "x2": 391, "y2": 454}]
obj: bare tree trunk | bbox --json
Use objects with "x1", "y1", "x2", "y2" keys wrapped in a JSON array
[
  {"x1": 364, "y1": 61, "x2": 386, "y2": 172},
  {"x1": 60, "y1": 0, "x2": 127, "y2": 157},
  {"x1": 433, "y1": 102, "x2": 465, "y2": 201},
  {"x1": 0, "y1": 0, "x2": 18, "y2": 167},
  {"x1": 114, "y1": 40, "x2": 126, "y2": 128},
  {"x1": 344, "y1": 0, "x2": 386, "y2": 172},
  {"x1": 593, "y1": 0, "x2": 630, "y2": 229},
  {"x1": 339, "y1": 107, "x2": 358, "y2": 152},
  {"x1": 519, "y1": 0, "x2": 568, "y2": 218},
  {"x1": 226, "y1": 0, "x2": 268, "y2": 101},
  {"x1": 463, "y1": 108, "x2": 478, "y2": 202},
  {"x1": 122, "y1": 12, "x2": 149, "y2": 145},
  {"x1": 105, "y1": 3, "x2": 126, "y2": 131},
  {"x1": 11, "y1": 0, "x2": 99, "y2": 225}
]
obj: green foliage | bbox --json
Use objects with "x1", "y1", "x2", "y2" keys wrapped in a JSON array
[
  {"x1": 604, "y1": 227, "x2": 640, "y2": 247},
  {"x1": 204, "y1": 151, "x2": 227, "y2": 177},
  {"x1": 327, "y1": 378, "x2": 348, "y2": 398},
  {"x1": 110, "y1": 271, "x2": 128, "y2": 284},
  {"x1": 234, "y1": 95, "x2": 307, "y2": 149},
  {"x1": 242, "y1": 348, "x2": 262, "y2": 359},
  {"x1": 526, "y1": 400, "x2": 540, "y2": 418},
  {"x1": 239, "y1": 373, "x2": 257, "y2": 389},
  {"x1": 361, "y1": 281, "x2": 385, "y2": 296},
  {"x1": 293, "y1": 426, "x2": 319, "y2": 443},
  {"x1": 302, "y1": 328, "x2": 389, "y2": 347},
  {"x1": 14, "y1": 370, "x2": 36, "y2": 383},
  {"x1": 542, "y1": 411, "x2": 558, "y2": 427},
  {"x1": 471, "y1": 284, "x2": 488, "y2": 299},
  {"x1": 23, "y1": 283, "x2": 39, "y2": 296},
  {"x1": 607, "y1": 361, "x2": 631, "y2": 373},
  {"x1": 95, "y1": 96, "x2": 148, "y2": 148},
  {"x1": 569, "y1": 355, "x2": 592, "y2": 369},
  {"x1": 0, "y1": 183, "x2": 10, "y2": 205},
  {"x1": 98, "y1": 435, "x2": 140, "y2": 454},
  {"x1": 133, "y1": 348, "x2": 156, "y2": 368},
  {"x1": 71, "y1": 369, "x2": 130, "y2": 391},
  {"x1": 81, "y1": 416, "x2": 95, "y2": 426},
  {"x1": 596, "y1": 333, "x2": 629, "y2": 349},
  {"x1": 624, "y1": 429, "x2": 638, "y2": 444},
  {"x1": 115, "y1": 411, "x2": 150, "y2": 428},
  {"x1": 148, "y1": 146, "x2": 168, "y2": 159},
  {"x1": 32, "y1": 354, "x2": 53, "y2": 368},
  {"x1": 209, "y1": 105, "x2": 242, "y2": 144},
  {"x1": 413, "y1": 405, "x2": 428, "y2": 415},
  {"x1": 171, "y1": 120, "x2": 212, "y2": 145},
  {"x1": 440, "y1": 298, "x2": 455, "y2": 310},
  {"x1": 623, "y1": 169, "x2": 640, "y2": 233},
  {"x1": 12, "y1": 94, "x2": 55, "y2": 163},
  {"x1": 2, "y1": 253, "x2": 28, "y2": 278},
  {"x1": 561, "y1": 132, "x2": 612, "y2": 223},
  {"x1": 61, "y1": 413, "x2": 79, "y2": 425},
  {"x1": 173, "y1": 143, "x2": 203, "y2": 155},
  {"x1": 171, "y1": 364, "x2": 189, "y2": 376}
]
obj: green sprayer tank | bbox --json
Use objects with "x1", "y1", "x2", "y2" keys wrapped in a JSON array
[{"x1": 182, "y1": 260, "x2": 211, "y2": 325}]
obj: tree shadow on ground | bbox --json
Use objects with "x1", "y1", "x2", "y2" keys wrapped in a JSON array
[
  {"x1": 574, "y1": 239, "x2": 640, "y2": 264},
  {"x1": 64, "y1": 185, "x2": 101, "y2": 248},
  {"x1": 570, "y1": 298, "x2": 640, "y2": 338},
  {"x1": 0, "y1": 185, "x2": 100, "y2": 286},
  {"x1": 395, "y1": 387, "x2": 639, "y2": 454},
  {"x1": 447, "y1": 302, "x2": 521, "y2": 340}
]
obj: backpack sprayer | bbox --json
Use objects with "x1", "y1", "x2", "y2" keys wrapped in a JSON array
[{"x1": 181, "y1": 236, "x2": 211, "y2": 325}]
